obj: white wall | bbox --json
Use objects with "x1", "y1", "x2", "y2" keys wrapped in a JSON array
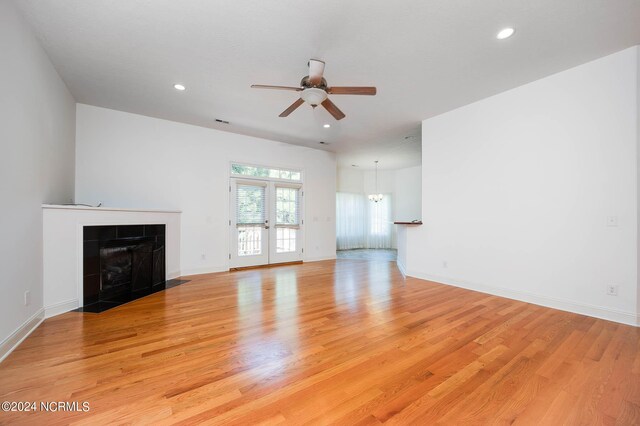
[
  {"x1": 406, "y1": 46, "x2": 639, "y2": 326},
  {"x1": 363, "y1": 169, "x2": 396, "y2": 196},
  {"x1": 75, "y1": 104, "x2": 337, "y2": 275},
  {"x1": 0, "y1": 0, "x2": 76, "y2": 357},
  {"x1": 394, "y1": 166, "x2": 422, "y2": 223},
  {"x1": 337, "y1": 168, "x2": 366, "y2": 193}
]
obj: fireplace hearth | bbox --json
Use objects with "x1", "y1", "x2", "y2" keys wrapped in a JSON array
[{"x1": 82, "y1": 224, "x2": 166, "y2": 312}]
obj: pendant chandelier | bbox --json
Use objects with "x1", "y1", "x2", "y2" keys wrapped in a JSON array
[{"x1": 368, "y1": 160, "x2": 383, "y2": 203}]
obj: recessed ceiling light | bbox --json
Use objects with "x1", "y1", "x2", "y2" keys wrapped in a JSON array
[
  {"x1": 323, "y1": 124, "x2": 331, "y2": 128},
  {"x1": 173, "y1": 83, "x2": 186, "y2": 91},
  {"x1": 496, "y1": 27, "x2": 515, "y2": 40}
]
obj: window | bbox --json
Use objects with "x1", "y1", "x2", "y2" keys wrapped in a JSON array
[
  {"x1": 275, "y1": 186, "x2": 300, "y2": 253},
  {"x1": 231, "y1": 163, "x2": 302, "y2": 182}
]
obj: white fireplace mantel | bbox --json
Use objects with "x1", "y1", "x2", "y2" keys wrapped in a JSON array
[{"x1": 42, "y1": 205, "x2": 181, "y2": 318}]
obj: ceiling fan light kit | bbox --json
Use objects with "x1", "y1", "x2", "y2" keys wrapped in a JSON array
[
  {"x1": 300, "y1": 87, "x2": 327, "y2": 106},
  {"x1": 251, "y1": 58, "x2": 377, "y2": 120}
]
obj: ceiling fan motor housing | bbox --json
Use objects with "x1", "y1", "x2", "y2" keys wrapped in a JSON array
[{"x1": 300, "y1": 76, "x2": 328, "y2": 89}]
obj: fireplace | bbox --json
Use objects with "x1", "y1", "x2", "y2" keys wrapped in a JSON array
[{"x1": 83, "y1": 224, "x2": 166, "y2": 312}]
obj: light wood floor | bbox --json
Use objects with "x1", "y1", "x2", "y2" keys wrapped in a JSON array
[{"x1": 1, "y1": 260, "x2": 639, "y2": 425}]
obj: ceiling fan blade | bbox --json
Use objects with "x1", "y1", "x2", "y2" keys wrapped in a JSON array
[
  {"x1": 251, "y1": 84, "x2": 302, "y2": 91},
  {"x1": 321, "y1": 98, "x2": 346, "y2": 120},
  {"x1": 279, "y1": 98, "x2": 305, "y2": 117},
  {"x1": 308, "y1": 59, "x2": 325, "y2": 85},
  {"x1": 328, "y1": 86, "x2": 377, "y2": 95}
]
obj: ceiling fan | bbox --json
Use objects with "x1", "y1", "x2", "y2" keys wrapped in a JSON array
[{"x1": 251, "y1": 59, "x2": 376, "y2": 121}]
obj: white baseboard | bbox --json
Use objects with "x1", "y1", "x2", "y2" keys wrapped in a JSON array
[
  {"x1": 305, "y1": 255, "x2": 337, "y2": 262},
  {"x1": 0, "y1": 308, "x2": 45, "y2": 363},
  {"x1": 180, "y1": 265, "x2": 228, "y2": 277},
  {"x1": 406, "y1": 270, "x2": 639, "y2": 327},
  {"x1": 45, "y1": 299, "x2": 79, "y2": 319},
  {"x1": 168, "y1": 270, "x2": 181, "y2": 280}
]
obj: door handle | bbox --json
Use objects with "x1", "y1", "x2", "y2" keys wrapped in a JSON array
[{"x1": 264, "y1": 225, "x2": 270, "y2": 229}]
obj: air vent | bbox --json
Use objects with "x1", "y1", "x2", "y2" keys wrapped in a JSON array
[{"x1": 319, "y1": 141, "x2": 329, "y2": 145}]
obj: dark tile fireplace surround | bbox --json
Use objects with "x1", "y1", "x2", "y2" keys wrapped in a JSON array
[{"x1": 82, "y1": 224, "x2": 166, "y2": 313}]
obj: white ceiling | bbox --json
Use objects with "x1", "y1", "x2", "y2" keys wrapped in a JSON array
[{"x1": 14, "y1": 0, "x2": 640, "y2": 170}]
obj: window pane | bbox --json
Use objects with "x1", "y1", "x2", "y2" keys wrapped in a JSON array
[
  {"x1": 275, "y1": 187, "x2": 299, "y2": 225},
  {"x1": 231, "y1": 163, "x2": 302, "y2": 182},
  {"x1": 256, "y1": 167, "x2": 270, "y2": 177},
  {"x1": 279, "y1": 170, "x2": 291, "y2": 180},
  {"x1": 276, "y1": 227, "x2": 296, "y2": 253}
]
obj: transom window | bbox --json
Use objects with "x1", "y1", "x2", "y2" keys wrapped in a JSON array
[{"x1": 231, "y1": 163, "x2": 302, "y2": 182}]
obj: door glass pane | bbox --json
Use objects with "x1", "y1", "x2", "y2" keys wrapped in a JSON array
[
  {"x1": 238, "y1": 226, "x2": 262, "y2": 256},
  {"x1": 236, "y1": 183, "x2": 265, "y2": 257},
  {"x1": 276, "y1": 227, "x2": 296, "y2": 253},
  {"x1": 237, "y1": 184, "x2": 265, "y2": 224},
  {"x1": 275, "y1": 187, "x2": 299, "y2": 225}
]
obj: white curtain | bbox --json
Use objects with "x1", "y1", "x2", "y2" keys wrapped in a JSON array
[
  {"x1": 367, "y1": 195, "x2": 392, "y2": 248},
  {"x1": 336, "y1": 192, "x2": 392, "y2": 250},
  {"x1": 336, "y1": 193, "x2": 367, "y2": 249}
]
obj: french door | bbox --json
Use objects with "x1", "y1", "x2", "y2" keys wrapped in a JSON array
[{"x1": 230, "y1": 179, "x2": 303, "y2": 268}]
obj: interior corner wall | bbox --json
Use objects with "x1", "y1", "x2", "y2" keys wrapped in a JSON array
[
  {"x1": 0, "y1": 0, "x2": 76, "y2": 352},
  {"x1": 408, "y1": 46, "x2": 639, "y2": 326},
  {"x1": 74, "y1": 104, "x2": 337, "y2": 275}
]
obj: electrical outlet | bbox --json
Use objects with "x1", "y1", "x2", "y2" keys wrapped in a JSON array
[
  {"x1": 442, "y1": 261, "x2": 448, "y2": 268},
  {"x1": 201, "y1": 253, "x2": 206, "y2": 260},
  {"x1": 24, "y1": 291, "x2": 30, "y2": 306},
  {"x1": 606, "y1": 216, "x2": 619, "y2": 227},
  {"x1": 606, "y1": 284, "x2": 619, "y2": 296}
]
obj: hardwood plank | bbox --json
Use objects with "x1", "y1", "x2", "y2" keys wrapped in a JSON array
[{"x1": 0, "y1": 260, "x2": 638, "y2": 424}]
